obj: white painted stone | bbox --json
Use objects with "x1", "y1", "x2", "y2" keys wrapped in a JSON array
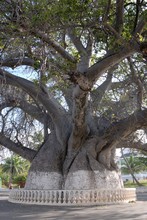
[
  {"x1": 25, "y1": 170, "x2": 123, "y2": 190},
  {"x1": 94, "y1": 170, "x2": 123, "y2": 189},
  {"x1": 25, "y1": 171, "x2": 63, "y2": 190},
  {"x1": 64, "y1": 170, "x2": 123, "y2": 190},
  {"x1": 64, "y1": 170, "x2": 96, "y2": 189}
]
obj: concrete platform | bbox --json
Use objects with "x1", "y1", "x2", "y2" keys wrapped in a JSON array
[{"x1": 0, "y1": 189, "x2": 10, "y2": 197}]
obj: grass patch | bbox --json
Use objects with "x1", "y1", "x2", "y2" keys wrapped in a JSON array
[{"x1": 124, "y1": 180, "x2": 147, "y2": 188}]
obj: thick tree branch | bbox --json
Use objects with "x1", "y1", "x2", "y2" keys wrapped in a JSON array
[
  {"x1": 0, "y1": 69, "x2": 70, "y2": 143},
  {"x1": 31, "y1": 30, "x2": 76, "y2": 63},
  {"x1": 0, "y1": 100, "x2": 15, "y2": 111},
  {"x1": 68, "y1": 29, "x2": 87, "y2": 55},
  {"x1": 115, "y1": 0, "x2": 124, "y2": 34},
  {"x1": 128, "y1": 57, "x2": 143, "y2": 109},
  {"x1": 0, "y1": 57, "x2": 34, "y2": 68},
  {"x1": 0, "y1": 133, "x2": 37, "y2": 161},
  {"x1": 133, "y1": 0, "x2": 140, "y2": 32},
  {"x1": 103, "y1": 109, "x2": 147, "y2": 147},
  {"x1": 133, "y1": 17, "x2": 146, "y2": 35},
  {"x1": 97, "y1": 109, "x2": 147, "y2": 168},
  {"x1": 103, "y1": 0, "x2": 111, "y2": 22},
  {"x1": 68, "y1": 29, "x2": 92, "y2": 72},
  {"x1": 118, "y1": 140, "x2": 147, "y2": 153},
  {"x1": 62, "y1": 86, "x2": 73, "y2": 114},
  {"x1": 86, "y1": 45, "x2": 135, "y2": 83},
  {"x1": 110, "y1": 79, "x2": 130, "y2": 90},
  {"x1": 104, "y1": 23, "x2": 123, "y2": 40},
  {"x1": 0, "y1": 99, "x2": 47, "y2": 125},
  {"x1": 17, "y1": 101, "x2": 48, "y2": 124},
  {"x1": 0, "y1": 69, "x2": 65, "y2": 118},
  {"x1": 91, "y1": 68, "x2": 113, "y2": 106},
  {"x1": 86, "y1": 35, "x2": 93, "y2": 56},
  {"x1": 130, "y1": 142, "x2": 147, "y2": 153},
  {"x1": 140, "y1": 41, "x2": 147, "y2": 59}
]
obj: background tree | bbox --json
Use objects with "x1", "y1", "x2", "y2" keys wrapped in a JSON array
[
  {"x1": 0, "y1": 0, "x2": 147, "y2": 190},
  {"x1": 1, "y1": 154, "x2": 30, "y2": 187},
  {"x1": 121, "y1": 149, "x2": 147, "y2": 185}
]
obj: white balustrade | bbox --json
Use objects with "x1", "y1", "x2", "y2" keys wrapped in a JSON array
[{"x1": 9, "y1": 188, "x2": 136, "y2": 206}]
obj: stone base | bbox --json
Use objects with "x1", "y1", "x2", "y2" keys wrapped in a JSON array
[
  {"x1": 25, "y1": 170, "x2": 123, "y2": 190},
  {"x1": 25, "y1": 171, "x2": 63, "y2": 190},
  {"x1": 64, "y1": 170, "x2": 123, "y2": 190}
]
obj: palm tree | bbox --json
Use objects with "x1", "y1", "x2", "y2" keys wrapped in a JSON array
[
  {"x1": 2, "y1": 154, "x2": 30, "y2": 188},
  {"x1": 121, "y1": 152, "x2": 147, "y2": 186}
]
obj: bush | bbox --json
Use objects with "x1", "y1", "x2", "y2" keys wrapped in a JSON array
[
  {"x1": 0, "y1": 173, "x2": 9, "y2": 188},
  {"x1": 13, "y1": 174, "x2": 27, "y2": 188}
]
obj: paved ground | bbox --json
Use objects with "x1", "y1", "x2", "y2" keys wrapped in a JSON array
[{"x1": 0, "y1": 192, "x2": 147, "y2": 220}]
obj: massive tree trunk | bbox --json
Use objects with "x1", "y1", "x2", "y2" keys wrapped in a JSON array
[
  {"x1": 25, "y1": 135, "x2": 123, "y2": 190},
  {"x1": 21, "y1": 106, "x2": 147, "y2": 190}
]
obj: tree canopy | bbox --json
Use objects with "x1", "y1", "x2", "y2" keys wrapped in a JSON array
[{"x1": 0, "y1": 0, "x2": 147, "y2": 173}]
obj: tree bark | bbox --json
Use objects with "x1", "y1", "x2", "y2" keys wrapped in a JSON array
[{"x1": 26, "y1": 135, "x2": 123, "y2": 190}]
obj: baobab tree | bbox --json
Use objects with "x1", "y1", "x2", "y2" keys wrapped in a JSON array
[{"x1": 0, "y1": 0, "x2": 147, "y2": 190}]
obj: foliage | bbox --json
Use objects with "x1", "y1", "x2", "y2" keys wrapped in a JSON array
[
  {"x1": 13, "y1": 174, "x2": 27, "y2": 188},
  {"x1": 1, "y1": 155, "x2": 30, "y2": 186},
  {"x1": 121, "y1": 155, "x2": 147, "y2": 175},
  {"x1": 0, "y1": 165, "x2": 10, "y2": 187},
  {"x1": 13, "y1": 174, "x2": 27, "y2": 183},
  {"x1": 1, "y1": 155, "x2": 30, "y2": 176}
]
